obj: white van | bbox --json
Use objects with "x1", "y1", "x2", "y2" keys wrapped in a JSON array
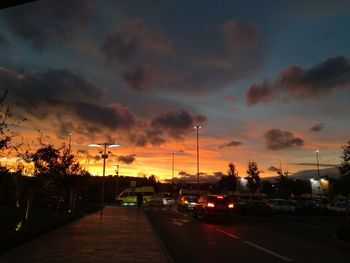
[{"x1": 116, "y1": 186, "x2": 155, "y2": 206}]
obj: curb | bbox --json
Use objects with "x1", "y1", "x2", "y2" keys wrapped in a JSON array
[{"x1": 143, "y1": 209, "x2": 175, "y2": 263}]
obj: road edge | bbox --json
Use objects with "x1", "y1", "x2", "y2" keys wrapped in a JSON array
[{"x1": 143, "y1": 208, "x2": 176, "y2": 263}]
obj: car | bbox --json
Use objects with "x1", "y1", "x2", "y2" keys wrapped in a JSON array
[
  {"x1": 147, "y1": 193, "x2": 175, "y2": 206},
  {"x1": 326, "y1": 201, "x2": 350, "y2": 213},
  {"x1": 193, "y1": 194, "x2": 235, "y2": 222},
  {"x1": 266, "y1": 199, "x2": 295, "y2": 213},
  {"x1": 178, "y1": 195, "x2": 198, "y2": 211}
]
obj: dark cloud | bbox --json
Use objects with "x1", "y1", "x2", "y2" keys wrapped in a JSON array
[
  {"x1": 117, "y1": 154, "x2": 136, "y2": 165},
  {"x1": 221, "y1": 20, "x2": 258, "y2": 55},
  {"x1": 163, "y1": 171, "x2": 221, "y2": 184},
  {"x1": 268, "y1": 166, "x2": 279, "y2": 172},
  {"x1": 102, "y1": 19, "x2": 263, "y2": 94},
  {"x1": 0, "y1": 67, "x2": 136, "y2": 137},
  {"x1": 0, "y1": 35, "x2": 9, "y2": 47},
  {"x1": 247, "y1": 56, "x2": 350, "y2": 106},
  {"x1": 246, "y1": 81, "x2": 275, "y2": 106},
  {"x1": 121, "y1": 67, "x2": 153, "y2": 91},
  {"x1": 1, "y1": 67, "x2": 207, "y2": 147},
  {"x1": 2, "y1": 0, "x2": 93, "y2": 49},
  {"x1": 290, "y1": 163, "x2": 338, "y2": 168},
  {"x1": 310, "y1": 123, "x2": 325, "y2": 132},
  {"x1": 151, "y1": 109, "x2": 206, "y2": 140},
  {"x1": 264, "y1": 129, "x2": 304, "y2": 151},
  {"x1": 219, "y1": 140, "x2": 242, "y2": 149}
]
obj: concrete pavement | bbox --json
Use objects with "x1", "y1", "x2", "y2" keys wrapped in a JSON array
[{"x1": 0, "y1": 206, "x2": 171, "y2": 263}]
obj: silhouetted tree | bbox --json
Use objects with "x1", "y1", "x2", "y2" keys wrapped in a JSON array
[
  {"x1": 219, "y1": 162, "x2": 238, "y2": 192},
  {"x1": 337, "y1": 140, "x2": 350, "y2": 196},
  {"x1": 276, "y1": 169, "x2": 292, "y2": 198},
  {"x1": 246, "y1": 160, "x2": 261, "y2": 196}
]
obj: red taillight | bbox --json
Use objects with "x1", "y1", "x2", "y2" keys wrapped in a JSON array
[
  {"x1": 228, "y1": 203, "x2": 235, "y2": 209},
  {"x1": 217, "y1": 195, "x2": 224, "y2": 199},
  {"x1": 207, "y1": 202, "x2": 215, "y2": 208}
]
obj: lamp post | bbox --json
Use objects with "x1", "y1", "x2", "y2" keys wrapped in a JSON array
[
  {"x1": 315, "y1": 150, "x2": 320, "y2": 180},
  {"x1": 89, "y1": 143, "x2": 120, "y2": 217},
  {"x1": 194, "y1": 125, "x2": 202, "y2": 192},
  {"x1": 112, "y1": 165, "x2": 120, "y2": 198},
  {"x1": 171, "y1": 151, "x2": 176, "y2": 185}
]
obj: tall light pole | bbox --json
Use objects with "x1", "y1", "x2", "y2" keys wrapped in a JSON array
[
  {"x1": 89, "y1": 143, "x2": 120, "y2": 217},
  {"x1": 315, "y1": 150, "x2": 320, "y2": 180},
  {"x1": 171, "y1": 151, "x2": 176, "y2": 185},
  {"x1": 194, "y1": 125, "x2": 202, "y2": 192},
  {"x1": 112, "y1": 165, "x2": 120, "y2": 198}
]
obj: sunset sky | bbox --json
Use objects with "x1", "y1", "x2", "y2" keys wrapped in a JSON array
[{"x1": 1, "y1": 0, "x2": 350, "y2": 182}]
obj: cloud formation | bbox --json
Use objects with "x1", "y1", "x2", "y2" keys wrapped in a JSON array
[
  {"x1": 163, "y1": 171, "x2": 222, "y2": 184},
  {"x1": 264, "y1": 129, "x2": 304, "y2": 150},
  {"x1": 246, "y1": 56, "x2": 350, "y2": 106},
  {"x1": 310, "y1": 123, "x2": 325, "y2": 132},
  {"x1": 150, "y1": 109, "x2": 207, "y2": 140},
  {"x1": 219, "y1": 140, "x2": 242, "y2": 149},
  {"x1": 2, "y1": 0, "x2": 93, "y2": 49},
  {"x1": 268, "y1": 166, "x2": 279, "y2": 172},
  {"x1": 1, "y1": 66, "x2": 206, "y2": 146},
  {"x1": 117, "y1": 154, "x2": 136, "y2": 164},
  {"x1": 0, "y1": 35, "x2": 9, "y2": 47},
  {"x1": 102, "y1": 19, "x2": 263, "y2": 94}
]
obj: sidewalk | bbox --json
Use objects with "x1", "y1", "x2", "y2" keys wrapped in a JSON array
[{"x1": 0, "y1": 206, "x2": 170, "y2": 263}]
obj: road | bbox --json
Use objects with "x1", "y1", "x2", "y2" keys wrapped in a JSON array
[{"x1": 145, "y1": 206, "x2": 349, "y2": 263}]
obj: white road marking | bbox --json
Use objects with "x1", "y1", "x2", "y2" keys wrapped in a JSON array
[
  {"x1": 215, "y1": 228, "x2": 240, "y2": 239},
  {"x1": 172, "y1": 222, "x2": 183, "y2": 227},
  {"x1": 244, "y1": 241, "x2": 293, "y2": 262},
  {"x1": 215, "y1": 228, "x2": 293, "y2": 262}
]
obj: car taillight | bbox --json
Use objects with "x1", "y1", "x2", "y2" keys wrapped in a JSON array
[
  {"x1": 207, "y1": 202, "x2": 215, "y2": 208},
  {"x1": 228, "y1": 203, "x2": 235, "y2": 209},
  {"x1": 217, "y1": 195, "x2": 224, "y2": 199}
]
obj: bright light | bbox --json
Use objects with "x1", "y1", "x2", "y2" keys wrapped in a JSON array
[
  {"x1": 207, "y1": 202, "x2": 215, "y2": 208},
  {"x1": 88, "y1": 144, "x2": 102, "y2": 148},
  {"x1": 217, "y1": 195, "x2": 224, "y2": 199},
  {"x1": 228, "y1": 203, "x2": 235, "y2": 209},
  {"x1": 194, "y1": 125, "x2": 202, "y2": 129},
  {"x1": 108, "y1": 144, "x2": 120, "y2": 148},
  {"x1": 315, "y1": 149, "x2": 319, "y2": 153}
]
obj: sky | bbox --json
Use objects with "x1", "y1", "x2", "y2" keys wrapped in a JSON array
[{"x1": 0, "y1": 0, "x2": 350, "y2": 182}]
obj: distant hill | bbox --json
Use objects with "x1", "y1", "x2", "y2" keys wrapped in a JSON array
[{"x1": 263, "y1": 167, "x2": 340, "y2": 181}]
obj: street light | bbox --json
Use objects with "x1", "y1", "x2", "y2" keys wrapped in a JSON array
[
  {"x1": 171, "y1": 151, "x2": 176, "y2": 185},
  {"x1": 88, "y1": 143, "x2": 120, "y2": 217},
  {"x1": 194, "y1": 125, "x2": 202, "y2": 192},
  {"x1": 112, "y1": 165, "x2": 120, "y2": 198},
  {"x1": 315, "y1": 150, "x2": 320, "y2": 180}
]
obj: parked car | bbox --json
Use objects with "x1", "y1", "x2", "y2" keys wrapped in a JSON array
[
  {"x1": 326, "y1": 201, "x2": 350, "y2": 213},
  {"x1": 193, "y1": 194, "x2": 235, "y2": 222},
  {"x1": 178, "y1": 195, "x2": 198, "y2": 211},
  {"x1": 147, "y1": 192, "x2": 175, "y2": 206},
  {"x1": 266, "y1": 199, "x2": 295, "y2": 213}
]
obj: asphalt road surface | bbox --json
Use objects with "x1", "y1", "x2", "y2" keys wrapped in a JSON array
[{"x1": 145, "y1": 206, "x2": 349, "y2": 263}]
